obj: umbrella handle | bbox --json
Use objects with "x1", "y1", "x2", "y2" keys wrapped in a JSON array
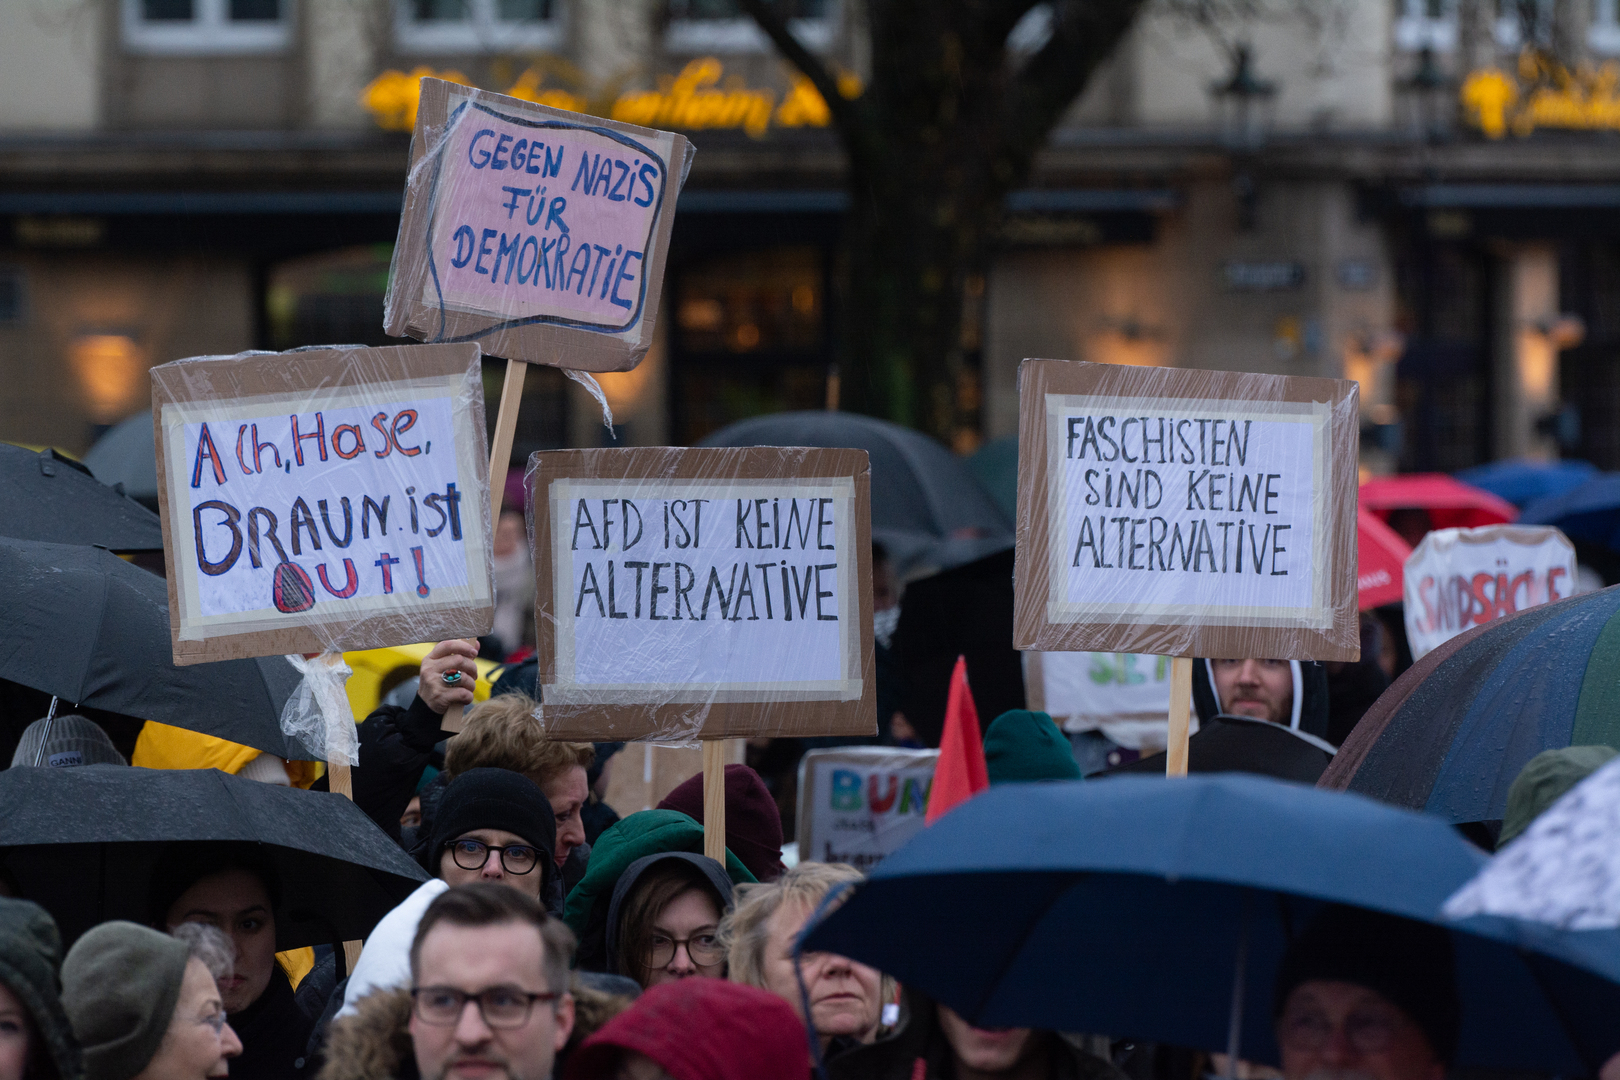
[{"x1": 1224, "y1": 891, "x2": 1252, "y2": 1080}]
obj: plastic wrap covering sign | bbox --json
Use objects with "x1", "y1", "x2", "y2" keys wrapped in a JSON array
[
  {"x1": 1403, "y1": 524, "x2": 1576, "y2": 661},
  {"x1": 530, "y1": 447, "x2": 877, "y2": 741},
  {"x1": 1014, "y1": 360, "x2": 1360, "y2": 661},
  {"x1": 152, "y1": 344, "x2": 496, "y2": 665},
  {"x1": 386, "y1": 78, "x2": 693, "y2": 373},
  {"x1": 1024, "y1": 651, "x2": 1187, "y2": 751},
  {"x1": 796, "y1": 747, "x2": 939, "y2": 871}
]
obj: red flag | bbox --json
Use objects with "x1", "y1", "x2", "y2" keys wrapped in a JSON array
[{"x1": 925, "y1": 655, "x2": 988, "y2": 824}]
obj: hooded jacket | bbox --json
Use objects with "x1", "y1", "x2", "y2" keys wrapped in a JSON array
[
  {"x1": 601, "y1": 853, "x2": 736, "y2": 979},
  {"x1": 1191, "y1": 657, "x2": 1333, "y2": 746},
  {"x1": 0, "y1": 897, "x2": 82, "y2": 1080},
  {"x1": 318, "y1": 978, "x2": 637, "y2": 1080},
  {"x1": 563, "y1": 811, "x2": 755, "y2": 973},
  {"x1": 827, "y1": 988, "x2": 1125, "y2": 1080}
]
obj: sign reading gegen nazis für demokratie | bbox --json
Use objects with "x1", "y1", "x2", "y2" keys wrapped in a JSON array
[{"x1": 1014, "y1": 360, "x2": 1360, "y2": 662}]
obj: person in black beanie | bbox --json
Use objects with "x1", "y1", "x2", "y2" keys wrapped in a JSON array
[
  {"x1": 337, "y1": 768, "x2": 558, "y2": 1019},
  {"x1": 1274, "y1": 905, "x2": 1456, "y2": 1080}
]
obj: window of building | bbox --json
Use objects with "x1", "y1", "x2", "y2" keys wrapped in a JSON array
[
  {"x1": 395, "y1": 0, "x2": 561, "y2": 54},
  {"x1": 1393, "y1": 0, "x2": 1457, "y2": 52},
  {"x1": 122, "y1": 0, "x2": 291, "y2": 54},
  {"x1": 0, "y1": 268, "x2": 24, "y2": 325},
  {"x1": 1493, "y1": 0, "x2": 1554, "y2": 50},
  {"x1": 1592, "y1": 0, "x2": 1620, "y2": 55},
  {"x1": 665, "y1": 0, "x2": 833, "y2": 54}
]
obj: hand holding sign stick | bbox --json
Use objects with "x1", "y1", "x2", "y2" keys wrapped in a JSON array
[{"x1": 1012, "y1": 359, "x2": 1361, "y2": 776}]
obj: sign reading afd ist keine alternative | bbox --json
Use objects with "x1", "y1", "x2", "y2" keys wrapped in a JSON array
[
  {"x1": 152, "y1": 344, "x2": 495, "y2": 665},
  {"x1": 1014, "y1": 360, "x2": 1360, "y2": 662},
  {"x1": 530, "y1": 447, "x2": 876, "y2": 741},
  {"x1": 387, "y1": 78, "x2": 692, "y2": 374}
]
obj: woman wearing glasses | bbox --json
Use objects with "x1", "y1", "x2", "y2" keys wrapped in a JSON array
[{"x1": 604, "y1": 854, "x2": 735, "y2": 990}]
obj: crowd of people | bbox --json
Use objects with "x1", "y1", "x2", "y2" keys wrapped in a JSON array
[{"x1": 4, "y1": 614, "x2": 1594, "y2": 1080}]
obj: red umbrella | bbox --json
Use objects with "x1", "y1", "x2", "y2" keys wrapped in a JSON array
[
  {"x1": 1359, "y1": 474, "x2": 1518, "y2": 531},
  {"x1": 1357, "y1": 510, "x2": 1410, "y2": 610}
]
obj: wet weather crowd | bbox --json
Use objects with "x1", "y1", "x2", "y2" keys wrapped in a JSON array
[{"x1": 0, "y1": 630, "x2": 1616, "y2": 1080}]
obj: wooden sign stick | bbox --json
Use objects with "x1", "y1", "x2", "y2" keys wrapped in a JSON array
[
  {"x1": 443, "y1": 358, "x2": 529, "y2": 735},
  {"x1": 1165, "y1": 656, "x2": 1194, "y2": 777},
  {"x1": 702, "y1": 739, "x2": 728, "y2": 863}
]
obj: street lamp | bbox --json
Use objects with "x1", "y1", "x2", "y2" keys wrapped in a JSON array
[
  {"x1": 1211, "y1": 44, "x2": 1277, "y2": 150},
  {"x1": 1399, "y1": 47, "x2": 1453, "y2": 142}
]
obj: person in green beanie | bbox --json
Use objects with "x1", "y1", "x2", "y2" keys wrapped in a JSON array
[
  {"x1": 0, "y1": 897, "x2": 82, "y2": 1080},
  {"x1": 983, "y1": 710, "x2": 1082, "y2": 786},
  {"x1": 1499, "y1": 745, "x2": 1620, "y2": 847},
  {"x1": 60, "y1": 922, "x2": 241, "y2": 1080}
]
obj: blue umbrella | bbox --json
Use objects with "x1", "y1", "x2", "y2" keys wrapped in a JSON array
[
  {"x1": 803, "y1": 775, "x2": 1620, "y2": 1075},
  {"x1": 1456, "y1": 458, "x2": 1597, "y2": 509},
  {"x1": 1522, "y1": 473, "x2": 1620, "y2": 548}
]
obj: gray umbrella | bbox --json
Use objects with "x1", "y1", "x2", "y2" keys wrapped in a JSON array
[
  {"x1": 0, "y1": 537, "x2": 316, "y2": 760},
  {"x1": 697, "y1": 411, "x2": 1012, "y2": 578},
  {"x1": 0, "y1": 443, "x2": 161, "y2": 551},
  {"x1": 0, "y1": 764, "x2": 426, "y2": 948},
  {"x1": 81, "y1": 413, "x2": 159, "y2": 510}
]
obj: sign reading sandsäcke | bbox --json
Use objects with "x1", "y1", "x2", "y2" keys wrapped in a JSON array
[
  {"x1": 152, "y1": 344, "x2": 495, "y2": 665},
  {"x1": 1014, "y1": 359, "x2": 1360, "y2": 661},
  {"x1": 1403, "y1": 524, "x2": 1576, "y2": 660},
  {"x1": 530, "y1": 447, "x2": 876, "y2": 741}
]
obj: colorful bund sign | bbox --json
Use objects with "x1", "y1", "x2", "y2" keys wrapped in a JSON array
[
  {"x1": 1403, "y1": 524, "x2": 1577, "y2": 660},
  {"x1": 529, "y1": 447, "x2": 876, "y2": 741},
  {"x1": 1014, "y1": 360, "x2": 1361, "y2": 661},
  {"x1": 386, "y1": 78, "x2": 693, "y2": 373},
  {"x1": 153, "y1": 344, "x2": 496, "y2": 665},
  {"x1": 797, "y1": 747, "x2": 939, "y2": 871}
]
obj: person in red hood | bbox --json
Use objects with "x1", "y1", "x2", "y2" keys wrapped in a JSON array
[
  {"x1": 657, "y1": 764, "x2": 785, "y2": 883},
  {"x1": 563, "y1": 978, "x2": 808, "y2": 1080}
]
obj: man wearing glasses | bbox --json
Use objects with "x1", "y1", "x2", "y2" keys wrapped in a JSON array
[
  {"x1": 408, "y1": 885, "x2": 575, "y2": 1080},
  {"x1": 1274, "y1": 906, "x2": 1454, "y2": 1080},
  {"x1": 341, "y1": 768, "x2": 559, "y2": 1017}
]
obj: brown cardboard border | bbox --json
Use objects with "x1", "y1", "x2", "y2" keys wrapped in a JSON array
[
  {"x1": 530, "y1": 447, "x2": 877, "y2": 740},
  {"x1": 386, "y1": 79, "x2": 690, "y2": 373},
  {"x1": 1013, "y1": 359, "x2": 1360, "y2": 661},
  {"x1": 152, "y1": 343, "x2": 495, "y2": 665}
]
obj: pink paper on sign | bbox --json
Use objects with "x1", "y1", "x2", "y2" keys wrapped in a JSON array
[{"x1": 424, "y1": 102, "x2": 669, "y2": 332}]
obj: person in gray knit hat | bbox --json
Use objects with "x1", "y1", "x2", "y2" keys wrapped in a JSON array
[
  {"x1": 9, "y1": 717, "x2": 125, "y2": 770},
  {"x1": 0, "y1": 897, "x2": 82, "y2": 1080},
  {"x1": 60, "y1": 923, "x2": 240, "y2": 1080}
]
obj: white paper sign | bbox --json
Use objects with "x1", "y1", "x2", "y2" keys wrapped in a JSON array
[
  {"x1": 1403, "y1": 525, "x2": 1577, "y2": 660},
  {"x1": 545, "y1": 480, "x2": 862, "y2": 705},
  {"x1": 1046, "y1": 397, "x2": 1333, "y2": 630},
  {"x1": 797, "y1": 747, "x2": 938, "y2": 871},
  {"x1": 1028, "y1": 651, "x2": 1181, "y2": 750}
]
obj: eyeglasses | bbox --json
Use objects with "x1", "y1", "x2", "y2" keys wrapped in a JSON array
[
  {"x1": 411, "y1": 986, "x2": 559, "y2": 1029},
  {"x1": 198, "y1": 1010, "x2": 228, "y2": 1036},
  {"x1": 645, "y1": 932, "x2": 725, "y2": 969},
  {"x1": 1277, "y1": 1009, "x2": 1401, "y2": 1054},
  {"x1": 445, "y1": 839, "x2": 539, "y2": 875}
]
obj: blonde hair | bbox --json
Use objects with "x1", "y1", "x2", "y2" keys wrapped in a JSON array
[
  {"x1": 442, "y1": 694, "x2": 593, "y2": 790},
  {"x1": 719, "y1": 861, "x2": 864, "y2": 990}
]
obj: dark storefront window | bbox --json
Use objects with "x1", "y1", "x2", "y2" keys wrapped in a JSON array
[
  {"x1": 265, "y1": 244, "x2": 567, "y2": 465},
  {"x1": 669, "y1": 243, "x2": 830, "y2": 445},
  {"x1": 1393, "y1": 233, "x2": 1494, "y2": 472},
  {"x1": 1560, "y1": 241, "x2": 1620, "y2": 468}
]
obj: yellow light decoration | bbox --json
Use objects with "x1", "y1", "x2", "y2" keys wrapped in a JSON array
[
  {"x1": 71, "y1": 334, "x2": 145, "y2": 422},
  {"x1": 360, "y1": 67, "x2": 473, "y2": 132},
  {"x1": 1462, "y1": 58, "x2": 1620, "y2": 139}
]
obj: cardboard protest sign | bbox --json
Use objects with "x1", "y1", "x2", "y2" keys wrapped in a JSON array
[
  {"x1": 1403, "y1": 524, "x2": 1577, "y2": 660},
  {"x1": 1024, "y1": 651, "x2": 1185, "y2": 751},
  {"x1": 386, "y1": 78, "x2": 693, "y2": 373},
  {"x1": 1014, "y1": 359, "x2": 1360, "y2": 662},
  {"x1": 152, "y1": 344, "x2": 495, "y2": 665},
  {"x1": 529, "y1": 447, "x2": 876, "y2": 741},
  {"x1": 796, "y1": 747, "x2": 938, "y2": 871}
]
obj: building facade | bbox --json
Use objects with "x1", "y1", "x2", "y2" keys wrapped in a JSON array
[{"x1": 4, "y1": 0, "x2": 1620, "y2": 474}]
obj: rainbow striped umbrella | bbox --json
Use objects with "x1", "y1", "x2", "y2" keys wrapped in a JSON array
[{"x1": 1321, "y1": 586, "x2": 1620, "y2": 825}]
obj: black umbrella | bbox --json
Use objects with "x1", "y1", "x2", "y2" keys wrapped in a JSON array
[
  {"x1": 0, "y1": 537, "x2": 318, "y2": 760},
  {"x1": 697, "y1": 411, "x2": 1012, "y2": 578},
  {"x1": 0, "y1": 765, "x2": 426, "y2": 948},
  {"x1": 0, "y1": 444, "x2": 162, "y2": 552},
  {"x1": 1107, "y1": 714, "x2": 1335, "y2": 783}
]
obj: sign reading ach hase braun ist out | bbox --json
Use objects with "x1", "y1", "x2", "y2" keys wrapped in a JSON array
[
  {"x1": 153, "y1": 344, "x2": 495, "y2": 665},
  {"x1": 387, "y1": 78, "x2": 692, "y2": 374},
  {"x1": 1014, "y1": 359, "x2": 1360, "y2": 662},
  {"x1": 531, "y1": 447, "x2": 877, "y2": 741}
]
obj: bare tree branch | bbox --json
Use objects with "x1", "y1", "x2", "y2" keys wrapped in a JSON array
[
  {"x1": 732, "y1": 0, "x2": 868, "y2": 142},
  {"x1": 1001, "y1": 0, "x2": 1149, "y2": 155}
]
